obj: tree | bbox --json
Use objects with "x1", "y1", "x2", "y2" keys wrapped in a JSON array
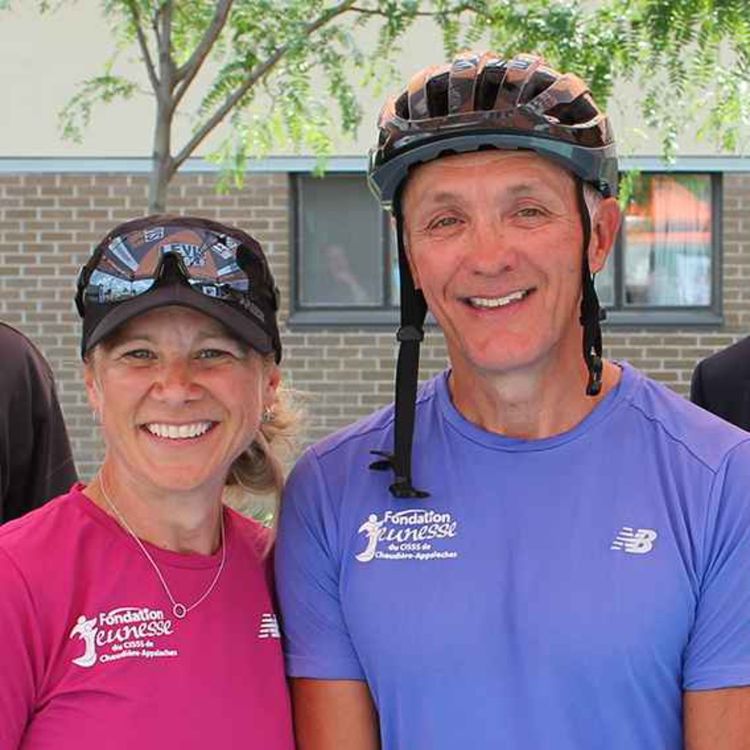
[
  {"x1": 8, "y1": 1, "x2": 750, "y2": 211},
  {"x1": 21, "y1": 0, "x2": 500, "y2": 211}
]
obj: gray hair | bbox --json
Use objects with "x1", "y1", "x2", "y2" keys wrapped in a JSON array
[{"x1": 583, "y1": 183, "x2": 604, "y2": 219}]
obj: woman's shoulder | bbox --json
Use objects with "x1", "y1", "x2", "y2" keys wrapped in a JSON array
[
  {"x1": 225, "y1": 506, "x2": 272, "y2": 562},
  {"x1": 0, "y1": 485, "x2": 99, "y2": 577}
]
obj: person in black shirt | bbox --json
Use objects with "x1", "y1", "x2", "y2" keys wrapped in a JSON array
[
  {"x1": 690, "y1": 336, "x2": 750, "y2": 431},
  {"x1": 0, "y1": 323, "x2": 77, "y2": 522}
]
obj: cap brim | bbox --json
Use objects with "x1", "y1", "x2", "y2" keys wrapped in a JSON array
[{"x1": 83, "y1": 283, "x2": 274, "y2": 358}]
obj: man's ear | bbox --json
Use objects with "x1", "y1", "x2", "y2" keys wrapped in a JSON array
[{"x1": 588, "y1": 197, "x2": 622, "y2": 274}]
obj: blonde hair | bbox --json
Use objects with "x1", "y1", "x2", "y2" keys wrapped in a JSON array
[{"x1": 226, "y1": 382, "x2": 299, "y2": 498}]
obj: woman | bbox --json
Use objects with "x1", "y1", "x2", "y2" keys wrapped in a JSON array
[{"x1": 0, "y1": 216, "x2": 296, "y2": 749}]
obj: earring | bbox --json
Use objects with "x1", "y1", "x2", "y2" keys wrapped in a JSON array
[{"x1": 261, "y1": 407, "x2": 274, "y2": 424}]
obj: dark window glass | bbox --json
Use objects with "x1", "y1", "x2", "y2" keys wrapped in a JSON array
[{"x1": 296, "y1": 174, "x2": 385, "y2": 307}]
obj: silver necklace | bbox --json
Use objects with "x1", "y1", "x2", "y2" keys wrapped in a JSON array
[{"x1": 99, "y1": 476, "x2": 227, "y2": 620}]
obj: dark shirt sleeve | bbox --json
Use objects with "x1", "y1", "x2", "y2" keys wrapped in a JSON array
[
  {"x1": 0, "y1": 325, "x2": 77, "y2": 522},
  {"x1": 690, "y1": 359, "x2": 707, "y2": 409}
]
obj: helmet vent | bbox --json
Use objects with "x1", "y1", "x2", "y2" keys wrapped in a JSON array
[
  {"x1": 519, "y1": 70, "x2": 557, "y2": 105},
  {"x1": 395, "y1": 92, "x2": 409, "y2": 120},
  {"x1": 547, "y1": 93, "x2": 598, "y2": 125},
  {"x1": 425, "y1": 72, "x2": 450, "y2": 117},
  {"x1": 476, "y1": 64, "x2": 506, "y2": 110}
]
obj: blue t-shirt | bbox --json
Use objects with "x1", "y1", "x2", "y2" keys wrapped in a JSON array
[{"x1": 276, "y1": 364, "x2": 750, "y2": 749}]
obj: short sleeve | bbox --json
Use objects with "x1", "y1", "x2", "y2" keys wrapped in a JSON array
[
  {"x1": 683, "y1": 440, "x2": 750, "y2": 690},
  {"x1": 275, "y1": 449, "x2": 365, "y2": 680},
  {"x1": 0, "y1": 548, "x2": 43, "y2": 747},
  {"x1": 0, "y1": 326, "x2": 77, "y2": 521},
  {"x1": 689, "y1": 360, "x2": 706, "y2": 409}
]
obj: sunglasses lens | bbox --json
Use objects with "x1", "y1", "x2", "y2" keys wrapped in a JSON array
[
  {"x1": 80, "y1": 223, "x2": 254, "y2": 308},
  {"x1": 85, "y1": 269, "x2": 156, "y2": 304}
]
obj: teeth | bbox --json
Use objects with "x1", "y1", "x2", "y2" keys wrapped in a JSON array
[
  {"x1": 146, "y1": 422, "x2": 212, "y2": 440},
  {"x1": 469, "y1": 290, "x2": 528, "y2": 309}
]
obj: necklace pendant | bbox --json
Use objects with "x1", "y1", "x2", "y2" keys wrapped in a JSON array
[{"x1": 98, "y1": 476, "x2": 227, "y2": 621}]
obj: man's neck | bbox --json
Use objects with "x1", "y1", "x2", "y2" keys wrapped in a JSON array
[{"x1": 449, "y1": 358, "x2": 622, "y2": 440}]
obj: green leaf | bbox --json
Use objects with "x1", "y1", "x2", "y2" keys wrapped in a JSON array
[{"x1": 59, "y1": 72, "x2": 138, "y2": 143}]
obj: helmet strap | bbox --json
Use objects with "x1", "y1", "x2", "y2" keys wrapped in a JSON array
[
  {"x1": 369, "y1": 187, "x2": 430, "y2": 499},
  {"x1": 576, "y1": 180, "x2": 605, "y2": 397}
]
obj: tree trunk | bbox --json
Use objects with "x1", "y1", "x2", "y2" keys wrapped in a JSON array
[
  {"x1": 148, "y1": 1, "x2": 175, "y2": 214},
  {"x1": 148, "y1": 106, "x2": 172, "y2": 214}
]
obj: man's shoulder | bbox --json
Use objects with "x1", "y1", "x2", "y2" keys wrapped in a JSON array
[
  {"x1": 0, "y1": 323, "x2": 53, "y2": 388},
  {"x1": 284, "y1": 374, "x2": 444, "y2": 506},
  {"x1": 308, "y1": 373, "x2": 443, "y2": 464},
  {"x1": 626, "y1": 365, "x2": 750, "y2": 473},
  {"x1": 697, "y1": 336, "x2": 750, "y2": 380},
  {"x1": 0, "y1": 323, "x2": 45, "y2": 360}
]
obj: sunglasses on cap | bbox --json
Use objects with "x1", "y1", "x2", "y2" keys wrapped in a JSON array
[{"x1": 75, "y1": 216, "x2": 279, "y2": 319}]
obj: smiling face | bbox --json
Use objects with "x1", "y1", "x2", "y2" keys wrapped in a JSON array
[
  {"x1": 85, "y1": 306, "x2": 280, "y2": 497},
  {"x1": 402, "y1": 150, "x2": 618, "y2": 382}
]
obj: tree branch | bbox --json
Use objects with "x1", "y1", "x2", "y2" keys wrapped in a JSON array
[
  {"x1": 173, "y1": 0, "x2": 233, "y2": 110},
  {"x1": 158, "y1": 0, "x2": 176, "y2": 109},
  {"x1": 349, "y1": 3, "x2": 478, "y2": 17},
  {"x1": 151, "y1": 5, "x2": 161, "y2": 48},
  {"x1": 124, "y1": 0, "x2": 159, "y2": 93},
  {"x1": 171, "y1": 0, "x2": 358, "y2": 172}
]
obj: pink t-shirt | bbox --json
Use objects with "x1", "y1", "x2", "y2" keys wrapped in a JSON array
[{"x1": 0, "y1": 485, "x2": 295, "y2": 750}]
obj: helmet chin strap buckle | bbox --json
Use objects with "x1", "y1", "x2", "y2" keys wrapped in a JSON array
[
  {"x1": 585, "y1": 353, "x2": 604, "y2": 396},
  {"x1": 369, "y1": 451, "x2": 430, "y2": 499},
  {"x1": 389, "y1": 478, "x2": 430, "y2": 499},
  {"x1": 397, "y1": 325, "x2": 424, "y2": 343}
]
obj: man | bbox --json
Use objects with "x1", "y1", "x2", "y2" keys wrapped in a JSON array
[
  {"x1": 0, "y1": 323, "x2": 77, "y2": 522},
  {"x1": 691, "y1": 336, "x2": 750, "y2": 430},
  {"x1": 276, "y1": 53, "x2": 750, "y2": 749}
]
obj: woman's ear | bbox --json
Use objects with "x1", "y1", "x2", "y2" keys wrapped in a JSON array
[
  {"x1": 263, "y1": 362, "x2": 282, "y2": 411},
  {"x1": 83, "y1": 357, "x2": 103, "y2": 419}
]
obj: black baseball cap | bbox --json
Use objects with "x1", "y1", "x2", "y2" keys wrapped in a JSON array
[{"x1": 76, "y1": 215, "x2": 282, "y2": 362}]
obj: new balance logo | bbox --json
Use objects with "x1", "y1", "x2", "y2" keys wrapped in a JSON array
[
  {"x1": 258, "y1": 613, "x2": 281, "y2": 639},
  {"x1": 611, "y1": 527, "x2": 658, "y2": 554}
]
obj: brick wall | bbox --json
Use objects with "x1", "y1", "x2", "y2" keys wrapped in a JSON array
[{"x1": 1, "y1": 171, "x2": 748, "y2": 481}]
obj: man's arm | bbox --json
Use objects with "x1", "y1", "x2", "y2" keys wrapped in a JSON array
[
  {"x1": 684, "y1": 687, "x2": 750, "y2": 749},
  {"x1": 291, "y1": 678, "x2": 380, "y2": 750}
]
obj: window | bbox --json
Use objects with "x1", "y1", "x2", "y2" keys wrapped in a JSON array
[
  {"x1": 292, "y1": 171, "x2": 721, "y2": 326},
  {"x1": 292, "y1": 173, "x2": 399, "y2": 324},
  {"x1": 596, "y1": 172, "x2": 721, "y2": 324}
]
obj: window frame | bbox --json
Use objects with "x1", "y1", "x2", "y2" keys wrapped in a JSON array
[{"x1": 288, "y1": 169, "x2": 724, "y2": 329}]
